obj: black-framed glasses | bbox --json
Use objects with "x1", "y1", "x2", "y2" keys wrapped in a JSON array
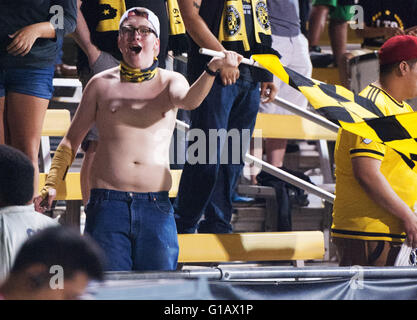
[{"x1": 120, "y1": 26, "x2": 157, "y2": 38}]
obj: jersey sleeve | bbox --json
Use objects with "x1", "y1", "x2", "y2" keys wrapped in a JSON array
[{"x1": 349, "y1": 135, "x2": 386, "y2": 161}]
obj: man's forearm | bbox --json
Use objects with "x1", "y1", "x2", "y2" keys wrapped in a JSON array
[
  {"x1": 185, "y1": 17, "x2": 223, "y2": 51},
  {"x1": 178, "y1": 0, "x2": 224, "y2": 51},
  {"x1": 71, "y1": 0, "x2": 101, "y2": 64},
  {"x1": 173, "y1": 52, "x2": 241, "y2": 109},
  {"x1": 41, "y1": 141, "x2": 76, "y2": 197},
  {"x1": 180, "y1": 70, "x2": 217, "y2": 109}
]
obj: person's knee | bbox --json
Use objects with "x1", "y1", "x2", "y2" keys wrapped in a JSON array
[
  {"x1": 310, "y1": 4, "x2": 330, "y2": 19},
  {"x1": 329, "y1": 19, "x2": 348, "y2": 28},
  {"x1": 12, "y1": 143, "x2": 40, "y2": 164}
]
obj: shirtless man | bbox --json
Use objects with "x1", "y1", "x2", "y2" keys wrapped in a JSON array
[{"x1": 34, "y1": 7, "x2": 242, "y2": 271}]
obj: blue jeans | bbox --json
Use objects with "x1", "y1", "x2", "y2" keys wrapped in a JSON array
[
  {"x1": 174, "y1": 77, "x2": 260, "y2": 233},
  {"x1": 85, "y1": 189, "x2": 179, "y2": 271}
]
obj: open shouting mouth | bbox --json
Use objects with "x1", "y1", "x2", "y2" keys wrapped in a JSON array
[{"x1": 130, "y1": 44, "x2": 142, "y2": 54}]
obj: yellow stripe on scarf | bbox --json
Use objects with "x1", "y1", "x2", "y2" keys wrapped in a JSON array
[
  {"x1": 219, "y1": 0, "x2": 251, "y2": 51},
  {"x1": 119, "y1": 59, "x2": 159, "y2": 83},
  {"x1": 251, "y1": 0, "x2": 271, "y2": 44}
]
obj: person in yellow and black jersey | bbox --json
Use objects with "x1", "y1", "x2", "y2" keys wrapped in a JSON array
[{"x1": 331, "y1": 35, "x2": 417, "y2": 266}]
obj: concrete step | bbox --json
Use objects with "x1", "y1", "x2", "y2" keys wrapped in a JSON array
[
  {"x1": 232, "y1": 200, "x2": 332, "y2": 233},
  {"x1": 232, "y1": 206, "x2": 266, "y2": 232}
]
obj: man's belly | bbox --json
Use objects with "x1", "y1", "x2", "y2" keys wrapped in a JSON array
[{"x1": 90, "y1": 142, "x2": 172, "y2": 192}]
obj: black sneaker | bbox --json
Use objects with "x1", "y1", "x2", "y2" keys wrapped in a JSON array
[{"x1": 309, "y1": 45, "x2": 322, "y2": 53}]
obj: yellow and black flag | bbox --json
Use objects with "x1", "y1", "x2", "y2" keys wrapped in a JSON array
[{"x1": 252, "y1": 53, "x2": 417, "y2": 171}]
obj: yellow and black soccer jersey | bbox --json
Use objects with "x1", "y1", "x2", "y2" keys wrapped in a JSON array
[{"x1": 331, "y1": 84, "x2": 417, "y2": 242}]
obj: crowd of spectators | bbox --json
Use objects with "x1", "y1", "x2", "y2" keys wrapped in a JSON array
[{"x1": 1, "y1": 0, "x2": 417, "y2": 299}]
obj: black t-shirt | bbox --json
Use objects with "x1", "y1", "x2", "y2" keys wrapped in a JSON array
[
  {"x1": 78, "y1": 0, "x2": 168, "y2": 69},
  {"x1": 360, "y1": 0, "x2": 417, "y2": 47}
]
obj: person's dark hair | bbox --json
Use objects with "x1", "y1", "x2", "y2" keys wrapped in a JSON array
[
  {"x1": 0, "y1": 145, "x2": 34, "y2": 205},
  {"x1": 11, "y1": 226, "x2": 105, "y2": 285},
  {"x1": 379, "y1": 58, "x2": 417, "y2": 78}
]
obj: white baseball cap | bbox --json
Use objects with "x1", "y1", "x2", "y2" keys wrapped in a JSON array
[{"x1": 119, "y1": 7, "x2": 160, "y2": 38}]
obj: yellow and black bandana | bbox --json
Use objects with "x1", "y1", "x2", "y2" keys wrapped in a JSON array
[{"x1": 120, "y1": 58, "x2": 159, "y2": 82}]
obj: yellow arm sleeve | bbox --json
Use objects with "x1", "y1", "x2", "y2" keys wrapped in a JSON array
[{"x1": 40, "y1": 145, "x2": 76, "y2": 198}]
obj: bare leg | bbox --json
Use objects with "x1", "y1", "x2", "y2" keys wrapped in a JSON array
[
  {"x1": 249, "y1": 138, "x2": 288, "y2": 184},
  {"x1": 329, "y1": 19, "x2": 348, "y2": 67},
  {"x1": 265, "y1": 138, "x2": 288, "y2": 168},
  {"x1": 307, "y1": 5, "x2": 330, "y2": 50},
  {"x1": 80, "y1": 140, "x2": 97, "y2": 206},
  {"x1": 339, "y1": 51, "x2": 354, "y2": 88},
  {"x1": 6, "y1": 92, "x2": 49, "y2": 198}
]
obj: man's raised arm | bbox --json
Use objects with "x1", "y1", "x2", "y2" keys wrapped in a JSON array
[
  {"x1": 178, "y1": 0, "x2": 223, "y2": 52},
  {"x1": 71, "y1": 0, "x2": 101, "y2": 67},
  {"x1": 169, "y1": 51, "x2": 242, "y2": 110}
]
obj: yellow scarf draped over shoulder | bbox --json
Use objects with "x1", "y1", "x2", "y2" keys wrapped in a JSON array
[{"x1": 219, "y1": 0, "x2": 271, "y2": 52}]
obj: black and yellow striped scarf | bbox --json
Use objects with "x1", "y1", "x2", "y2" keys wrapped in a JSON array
[
  {"x1": 219, "y1": 0, "x2": 271, "y2": 52},
  {"x1": 167, "y1": 0, "x2": 188, "y2": 55},
  {"x1": 119, "y1": 58, "x2": 159, "y2": 82}
]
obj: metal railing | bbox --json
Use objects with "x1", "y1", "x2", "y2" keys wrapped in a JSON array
[
  {"x1": 104, "y1": 265, "x2": 417, "y2": 281},
  {"x1": 175, "y1": 95, "x2": 338, "y2": 204}
]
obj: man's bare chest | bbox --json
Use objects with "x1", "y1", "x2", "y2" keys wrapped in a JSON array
[{"x1": 96, "y1": 83, "x2": 173, "y2": 125}]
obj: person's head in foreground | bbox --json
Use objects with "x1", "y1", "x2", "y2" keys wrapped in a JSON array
[
  {"x1": 379, "y1": 35, "x2": 417, "y2": 100},
  {"x1": 0, "y1": 144, "x2": 34, "y2": 207},
  {"x1": 118, "y1": 7, "x2": 160, "y2": 70},
  {"x1": 0, "y1": 226, "x2": 105, "y2": 300}
]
